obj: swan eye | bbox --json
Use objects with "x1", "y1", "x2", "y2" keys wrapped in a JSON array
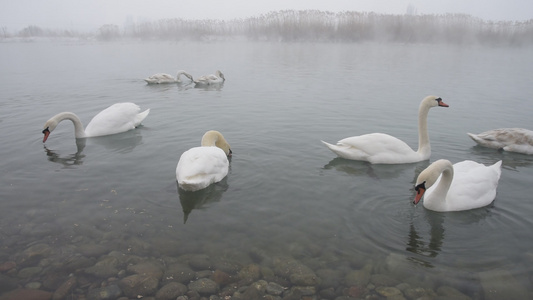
[
  {"x1": 415, "y1": 181, "x2": 426, "y2": 192},
  {"x1": 435, "y1": 97, "x2": 442, "y2": 102},
  {"x1": 42, "y1": 127, "x2": 50, "y2": 134}
]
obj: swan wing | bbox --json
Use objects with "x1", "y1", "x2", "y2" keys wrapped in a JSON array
[
  {"x1": 176, "y1": 146, "x2": 229, "y2": 191},
  {"x1": 85, "y1": 103, "x2": 149, "y2": 137},
  {"x1": 426, "y1": 160, "x2": 502, "y2": 211},
  {"x1": 468, "y1": 128, "x2": 533, "y2": 154},
  {"x1": 323, "y1": 133, "x2": 418, "y2": 164},
  {"x1": 145, "y1": 73, "x2": 175, "y2": 84}
]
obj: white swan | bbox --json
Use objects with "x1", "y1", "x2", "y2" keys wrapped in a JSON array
[
  {"x1": 467, "y1": 128, "x2": 533, "y2": 155},
  {"x1": 321, "y1": 95, "x2": 449, "y2": 164},
  {"x1": 42, "y1": 103, "x2": 150, "y2": 142},
  {"x1": 176, "y1": 130, "x2": 232, "y2": 192},
  {"x1": 194, "y1": 70, "x2": 225, "y2": 86},
  {"x1": 144, "y1": 70, "x2": 193, "y2": 84},
  {"x1": 414, "y1": 159, "x2": 502, "y2": 212}
]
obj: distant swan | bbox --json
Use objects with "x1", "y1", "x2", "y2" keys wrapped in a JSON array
[
  {"x1": 322, "y1": 95, "x2": 449, "y2": 164},
  {"x1": 42, "y1": 103, "x2": 150, "y2": 142},
  {"x1": 414, "y1": 159, "x2": 502, "y2": 212},
  {"x1": 194, "y1": 70, "x2": 225, "y2": 86},
  {"x1": 144, "y1": 70, "x2": 193, "y2": 84},
  {"x1": 176, "y1": 130, "x2": 232, "y2": 192},
  {"x1": 467, "y1": 128, "x2": 533, "y2": 155}
]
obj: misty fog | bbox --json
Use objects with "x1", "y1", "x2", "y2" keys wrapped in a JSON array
[{"x1": 3, "y1": 10, "x2": 532, "y2": 46}]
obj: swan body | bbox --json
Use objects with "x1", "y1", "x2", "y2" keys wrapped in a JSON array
[
  {"x1": 176, "y1": 130, "x2": 232, "y2": 192},
  {"x1": 467, "y1": 128, "x2": 533, "y2": 155},
  {"x1": 414, "y1": 159, "x2": 502, "y2": 212},
  {"x1": 144, "y1": 70, "x2": 193, "y2": 84},
  {"x1": 194, "y1": 70, "x2": 225, "y2": 86},
  {"x1": 42, "y1": 102, "x2": 150, "y2": 142},
  {"x1": 322, "y1": 95, "x2": 449, "y2": 164}
]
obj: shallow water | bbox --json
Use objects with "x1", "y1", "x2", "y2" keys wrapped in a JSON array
[{"x1": 1, "y1": 40, "x2": 533, "y2": 299}]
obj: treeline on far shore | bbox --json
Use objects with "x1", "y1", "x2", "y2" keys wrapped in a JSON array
[{"x1": 3, "y1": 10, "x2": 533, "y2": 46}]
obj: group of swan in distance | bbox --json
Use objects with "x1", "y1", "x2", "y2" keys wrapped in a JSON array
[
  {"x1": 42, "y1": 103, "x2": 150, "y2": 142},
  {"x1": 144, "y1": 69, "x2": 225, "y2": 87},
  {"x1": 144, "y1": 70, "x2": 193, "y2": 84},
  {"x1": 176, "y1": 130, "x2": 232, "y2": 192}
]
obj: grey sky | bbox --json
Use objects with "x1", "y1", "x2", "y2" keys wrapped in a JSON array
[{"x1": 1, "y1": 0, "x2": 531, "y2": 32}]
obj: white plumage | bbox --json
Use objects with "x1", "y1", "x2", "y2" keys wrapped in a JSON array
[
  {"x1": 42, "y1": 103, "x2": 150, "y2": 142},
  {"x1": 194, "y1": 70, "x2": 225, "y2": 86},
  {"x1": 414, "y1": 159, "x2": 502, "y2": 212},
  {"x1": 322, "y1": 95, "x2": 449, "y2": 164},
  {"x1": 144, "y1": 70, "x2": 193, "y2": 84},
  {"x1": 467, "y1": 128, "x2": 533, "y2": 155},
  {"x1": 176, "y1": 131, "x2": 232, "y2": 192}
]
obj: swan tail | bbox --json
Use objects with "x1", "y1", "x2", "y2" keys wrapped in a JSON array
[
  {"x1": 321, "y1": 140, "x2": 367, "y2": 161},
  {"x1": 135, "y1": 109, "x2": 150, "y2": 127}
]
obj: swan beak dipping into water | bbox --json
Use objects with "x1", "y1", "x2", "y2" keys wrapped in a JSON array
[
  {"x1": 176, "y1": 130, "x2": 232, "y2": 192},
  {"x1": 42, "y1": 102, "x2": 150, "y2": 143}
]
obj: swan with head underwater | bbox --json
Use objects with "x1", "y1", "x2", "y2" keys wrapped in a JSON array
[
  {"x1": 194, "y1": 70, "x2": 225, "y2": 86},
  {"x1": 321, "y1": 95, "x2": 449, "y2": 164},
  {"x1": 413, "y1": 159, "x2": 502, "y2": 212},
  {"x1": 42, "y1": 102, "x2": 150, "y2": 142},
  {"x1": 144, "y1": 70, "x2": 193, "y2": 84},
  {"x1": 467, "y1": 128, "x2": 533, "y2": 155},
  {"x1": 176, "y1": 130, "x2": 232, "y2": 192}
]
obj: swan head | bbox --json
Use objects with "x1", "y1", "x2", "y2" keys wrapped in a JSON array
[
  {"x1": 42, "y1": 118, "x2": 60, "y2": 142},
  {"x1": 177, "y1": 70, "x2": 194, "y2": 82},
  {"x1": 201, "y1": 130, "x2": 232, "y2": 156},
  {"x1": 413, "y1": 159, "x2": 452, "y2": 204},
  {"x1": 216, "y1": 70, "x2": 225, "y2": 81},
  {"x1": 423, "y1": 95, "x2": 449, "y2": 108}
]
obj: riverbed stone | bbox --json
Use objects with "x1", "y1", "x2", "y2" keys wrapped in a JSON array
[
  {"x1": 77, "y1": 244, "x2": 109, "y2": 258},
  {"x1": 118, "y1": 274, "x2": 159, "y2": 298},
  {"x1": 189, "y1": 254, "x2": 213, "y2": 270},
  {"x1": 52, "y1": 276, "x2": 76, "y2": 300},
  {"x1": 84, "y1": 256, "x2": 120, "y2": 278},
  {"x1": 0, "y1": 288, "x2": 53, "y2": 300},
  {"x1": 18, "y1": 267, "x2": 43, "y2": 279},
  {"x1": 17, "y1": 243, "x2": 53, "y2": 266},
  {"x1": 154, "y1": 282, "x2": 187, "y2": 300},
  {"x1": 86, "y1": 284, "x2": 123, "y2": 300},
  {"x1": 188, "y1": 278, "x2": 219, "y2": 295},
  {"x1": 127, "y1": 260, "x2": 164, "y2": 279},
  {"x1": 238, "y1": 263, "x2": 261, "y2": 283},
  {"x1": 273, "y1": 257, "x2": 319, "y2": 286},
  {"x1": 161, "y1": 263, "x2": 196, "y2": 284}
]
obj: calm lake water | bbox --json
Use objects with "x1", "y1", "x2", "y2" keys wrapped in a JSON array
[{"x1": 1, "y1": 40, "x2": 533, "y2": 299}]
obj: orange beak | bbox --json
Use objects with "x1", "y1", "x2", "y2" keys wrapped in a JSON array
[
  {"x1": 42, "y1": 128, "x2": 50, "y2": 143},
  {"x1": 438, "y1": 100, "x2": 449, "y2": 107},
  {"x1": 413, "y1": 187, "x2": 426, "y2": 205}
]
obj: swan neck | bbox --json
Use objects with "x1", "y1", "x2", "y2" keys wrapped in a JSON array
[
  {"x1": 55, "y1": 112, "x2": 86, "y2": 138},
  {"x1": 432, "y1": 162, "x2": 454, "y2": 202},
  {"x1": 417, "y1": 102, "x2": 431, "y2": 157}
]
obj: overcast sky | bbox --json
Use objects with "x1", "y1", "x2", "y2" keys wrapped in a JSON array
[{"x1": 1, "y1": 0, "x2": 532, "y2": 32}]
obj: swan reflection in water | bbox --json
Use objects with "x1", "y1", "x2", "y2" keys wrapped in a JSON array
[
  {"x1": 177, "y1": 178, "x2": 229, "y2": 224},
  {"x1": 44, "y1": 139, "x2": 86, "y2": 168},
  {"x1": 406, "y1": 205, "x2": 493, "y2": 268},
  {"x1": 43, "y1": 129, "x2": 145, "y2": 167},
  {"x1": 323, "y1": 157, "x2": 430, "y2": 180}
]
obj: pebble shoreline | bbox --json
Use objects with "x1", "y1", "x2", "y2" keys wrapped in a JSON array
[{"x1": 2, "y1": 238, "x2": 529, "y2": 300}]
